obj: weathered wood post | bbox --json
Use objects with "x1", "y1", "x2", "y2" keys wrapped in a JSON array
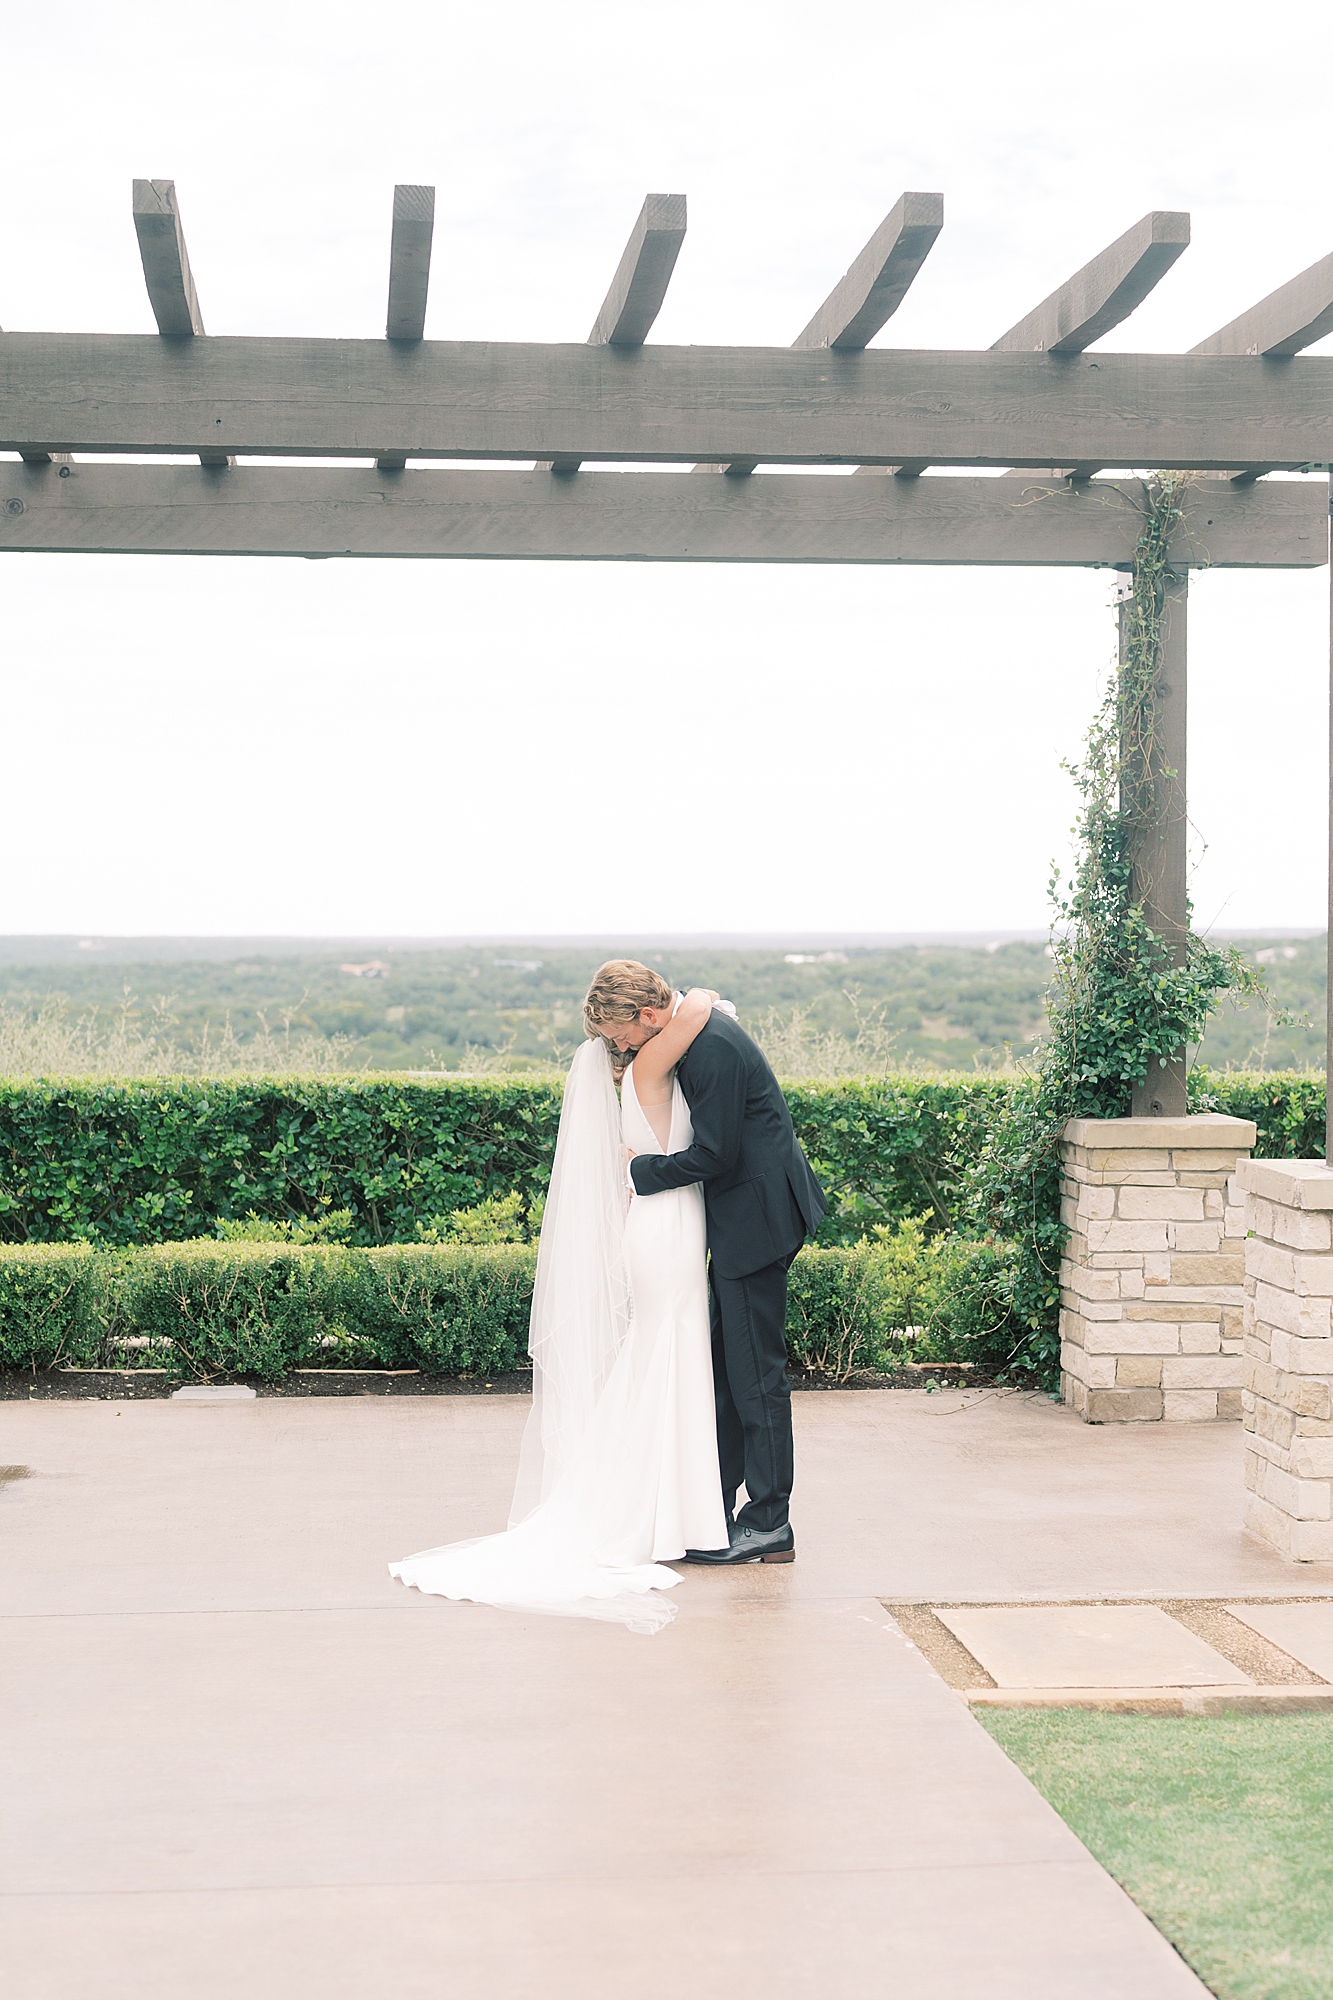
[
  {"x1": 1125, "y1": 566, "x2": 1189, "y2": 1118},
  {"x1": 1059, "y1": 559, "x2": 1256, "y2": 1424}
]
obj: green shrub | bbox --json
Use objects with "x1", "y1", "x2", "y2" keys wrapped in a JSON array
[
  {"x1": 0, "y1": 1075, "x2": 564, "y2": 1248},
  {"x1": 788, "y1": 1076, "x2": 1014, "y2": 1239},
  {"x1": 416, "y1": 1190, "x2": 532, "y2": 1245},
  {"x1": 120, "y1": 1242, "x2": 346, "y2": 1382},
  {"x1": 0, "y1": 1244, "x2": 107, "y2": 1370},
  {"x1": 916, "y1": 1233, "x2": 1026, "y2": 1373},
  {"x1": 1191, "y1": 1068, "x2": 1326, "y2": 1160},
  {"x1": 345, "y1": 1245, "x2": 537, "y2": 1375},
  {"x1": 0, "y1": 1070, "x2": 1321, "y2": 1252},
  {"x1": 213, "y1": 1207, "x2": 355, "y2": 1245},
  {"x1": 784, "y1": 1241, "x2": 902, "y2": 1379},
  {"x1": 0, "y1": 1230, "x2": 1029, "y2": 1385}
]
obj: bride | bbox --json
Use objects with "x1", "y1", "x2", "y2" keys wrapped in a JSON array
[{"x1": 389, "y1": 985, "x2": 729, "y2": 1633}]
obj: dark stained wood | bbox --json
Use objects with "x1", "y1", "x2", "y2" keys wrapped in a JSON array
[
  {"x1": 993, "y1": 211, "x2": 1190, "y2": 354},
  {"x1": 0, "y1": 463, "x2": 1323, "y2": 567},
  {"x1": 385, "y1": 184, "x2": 435, "y2": 342},
  {"x1": 1191, "y1": 251, "x2": 1333, "y2": 358},
  {"x1": 5, "y1": 334, "x2": 1326, "y2": 469},
  {"x1": 794, "y1": 193, "x2": 943, "y2": 351}
]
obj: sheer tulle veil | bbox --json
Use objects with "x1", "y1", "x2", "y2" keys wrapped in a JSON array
[{"x1": 509, "y1": 1035, "x2": 630, "y2": 1526}]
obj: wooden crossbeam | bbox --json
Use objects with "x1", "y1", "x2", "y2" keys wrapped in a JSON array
[
  {"x1": 538, "y1": 193, "x2": 687, "y2": 476},
  {"x1": 2, "y1": 335, "x2": 1330, "y2": 470},
  {"x1": 377, "y1": 185, "x2": 437, "y2": 469},
  {"x1": 700, "y1": 193, "x2": 943, "y2": 476},
  {"x1": 0, "y1": 463, "x2": 1323, "y2": 568},
  {"x1": 1190, "y1": 251, "x2": 1333, "y2": 359},
  {"x1": 992, "y1": 211, "x2": 1190, "y2": 354},
  {"x1": 131, "y1": 179, "x2": 230, "y2": 469}
]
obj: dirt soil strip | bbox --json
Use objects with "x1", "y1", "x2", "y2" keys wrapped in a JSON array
[{"x1": 1, "y1": 1363, "x2": 991, "y2": 1401}]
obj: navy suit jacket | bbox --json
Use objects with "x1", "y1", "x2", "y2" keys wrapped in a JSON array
[{"x1": 628, "y1": 1010, "x2": 827, "y2": 1280}]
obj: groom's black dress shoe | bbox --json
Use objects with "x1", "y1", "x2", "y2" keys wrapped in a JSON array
[{"x1": 683, "y1": 1522, "x2": 795, "y2": 1565}]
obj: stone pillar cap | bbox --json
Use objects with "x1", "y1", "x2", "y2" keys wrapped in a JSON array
[
  {"x1": 1238, "y1": 1157, "x2": 1333, "y2": 1209},
  {"x1": 1061, "y1": 1112, "x2": 1256, "y2": 1149}
]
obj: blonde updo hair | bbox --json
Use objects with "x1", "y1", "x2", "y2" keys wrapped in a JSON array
[{"x1": 582, "y1": 960, "x2": 673, "y2": 1061}]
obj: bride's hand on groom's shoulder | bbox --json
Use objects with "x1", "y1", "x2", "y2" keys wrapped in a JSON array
[{"x1": 684, "y1": 986, "x2": 719, "y2": 1007}]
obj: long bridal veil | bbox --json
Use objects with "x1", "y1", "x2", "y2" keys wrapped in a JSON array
[
  {"x1": 389, "y1": 1035, "x2": 684, "y2": 1633},
  {"x1": 510, "y1": 1034, "x2": 631, "y2": 1525}
]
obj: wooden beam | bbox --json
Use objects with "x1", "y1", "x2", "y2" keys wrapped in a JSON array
[
  {"x1": 537, "y1": 193, "x2": 687, "y2": 475},
  {"x1": 698, "y1": 193, "x2": 944, "y2": 475},
  {"x1": 588, "y1": 193, "x2": 687, "y2": 348},
  {"x1": 1190, "y1": 251, "x2": 1333, "y2": 359},
  {"x1": 0, "y1": 464, "x2": 1323, "y2": 567},
  {"x1": 131, "y1": 180, "x2": 232, "y2": 468},
  {"x1": 992, "y1": 211, "x2": 1190, "y2": 354},
  {"x1": 385, "y1": 184, "x2": 435, "y2": 342},
  {"x1": 1126, "y1": 571, "x2": 1189, "y2": 1117},
  {"x1": 377, "y1": 184, "x2": 436, "y2": 469},
  {"x1": 794, "y1": 192, "x2": 943, "y2": 352},
  {"x1": 132, "y1": 179, "x2": 205, "y2": 339},
  {"x1": 2, "y1": 335, "x2": 1330, "y2": 470}
]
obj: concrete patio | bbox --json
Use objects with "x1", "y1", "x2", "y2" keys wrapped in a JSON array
[{"x1": 5, "y1": 1385, "x2": 1330, "y2": 1998}]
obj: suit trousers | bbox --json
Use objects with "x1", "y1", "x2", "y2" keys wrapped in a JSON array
[{"x1": 708, "y1": 1248, "x2": 797, "y2": 1534}]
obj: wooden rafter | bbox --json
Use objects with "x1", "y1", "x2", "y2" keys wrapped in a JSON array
[
  {"x1": 1190, "y1": 252, "x2": 1333, "y2": 485},
  {"x1": 377, "y1": 184, "x2": 437, "y2": 469},
  {"x1": 860, "y1": 210, "x2": 1190, "y2": 482},
  {"x1": 0, "y1": 462, "x2": 1323, "y2": 568},
  {"x1": 540, "y1": 193, "x2": 687, "y2": 474},
  {"x1": 3, "y1": 334, "x2": 1329, "y2": 471},
  {"x1": 701, "y1": 192, "x2": 942, "y2": 476},
  {"x1": 992, "y1": 211, "x2": 1190, "y2": 355},
  {"x1": 131, "y1": 179, "x2": 230, "y2": 468},
  {"x1": 981, "y1": 212, "x2": 1191, "y2": 484},
  {"x1": 1190, "y1": 251, "x2": 1333, "y2": 359},
  {"x1": 795, "y1": 193, "x2": 943, "y2": 352}
]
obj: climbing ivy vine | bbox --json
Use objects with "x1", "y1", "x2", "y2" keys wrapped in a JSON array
[{"x1": 968, "y1": 473, "x2": 1270, "y2": 1384}]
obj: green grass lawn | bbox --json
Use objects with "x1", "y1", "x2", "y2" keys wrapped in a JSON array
[{"x1": 978, "y1": 1711, "x2": 1333, "y2": 1999}]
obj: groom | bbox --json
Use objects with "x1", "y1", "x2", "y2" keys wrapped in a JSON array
[{"x1": 585, "y1": 961, "x2": 827, "y2": 1565}]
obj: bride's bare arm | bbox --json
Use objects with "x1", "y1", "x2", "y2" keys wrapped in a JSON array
[{"x1": 631, "y1": 988, "x2": 718, "y2": 1091}]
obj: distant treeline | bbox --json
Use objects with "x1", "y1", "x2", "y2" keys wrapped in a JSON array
[{"x1": 0, "y1": 936, "x2": 1323, "y2": 1073}]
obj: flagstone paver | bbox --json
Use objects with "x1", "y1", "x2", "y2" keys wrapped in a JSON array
[
  {"x1": 935, "y1": 1604, "x2": 1252, "y2": 1689},
  {"x1": 1226, "y1": 1601, "x2": 1333, "y2": 1680}
]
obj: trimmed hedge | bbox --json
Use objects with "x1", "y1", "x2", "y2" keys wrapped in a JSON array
[
  {"x1": 0, "y1": 1240, "x2": 539, "y2": 1382},
  {"x1": 0, "y1": 1068, "x2": 1321, "y2": 1249},
  {"x1": 0, "y1": 1234, "x2": 1016, "y2": 1383}
]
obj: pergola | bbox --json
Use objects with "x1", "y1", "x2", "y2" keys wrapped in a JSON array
[{"x1": 2, "y1": 182, "x2": 1331, "y2": 1121}]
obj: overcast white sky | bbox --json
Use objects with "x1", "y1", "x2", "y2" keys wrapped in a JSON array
[{"x1": 2, "y1": 0, "x2": 1330, "y2": 939}]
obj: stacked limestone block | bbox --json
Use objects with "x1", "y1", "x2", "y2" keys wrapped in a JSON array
[
  {"x1": 1237, "y1": 1158, "x2": 1333, "y2": 1561},
  {"x1": 1059, "y1": 1115, "x2": 1254, "y2": 1423}
]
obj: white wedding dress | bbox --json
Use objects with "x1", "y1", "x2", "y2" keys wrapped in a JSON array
[{"x1": 389, "y1": 1037, "x2": 728, "y2": 1633}]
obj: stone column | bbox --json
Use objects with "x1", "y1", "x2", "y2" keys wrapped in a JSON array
[
  {"x1": 1237, "y1": 1158, "x2": 1333, "y2": 1561},
  {"x1": 1059, "y1": 1114, "x2": 1254, "y2": 1423}
]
